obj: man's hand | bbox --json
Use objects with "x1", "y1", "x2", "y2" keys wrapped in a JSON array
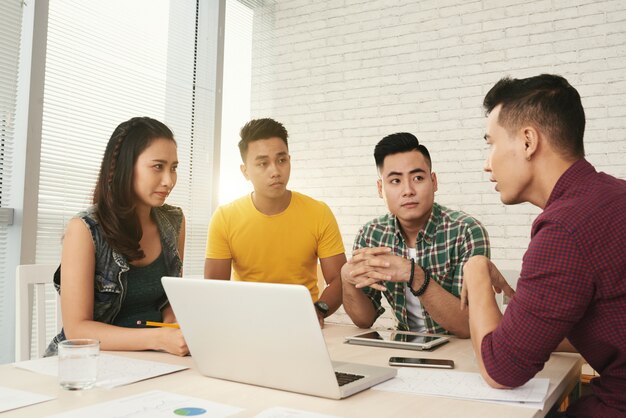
[
  {"x1": 341, "y1": 247, "x2": 391, "y2": 291},
  {"x1": 342, "y1": 247, "x2": 412, "y2": 291},
  {"x1": 460, "y1": 255, "x2": 515, "y2": 310}
]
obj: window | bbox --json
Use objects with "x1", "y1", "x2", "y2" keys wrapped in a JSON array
[
  {"x1": 0, "y1": 0, "x2": 25, "y2": 364},
  {"x1": 0, "y1": 0, "x2": 220, "y2": 362},
  {"x1": 37, "y1": 0, "x2": 218, "y2": 277},
  {"x1": 218, "y1": 0, "x2": 254, "y2": 205}
]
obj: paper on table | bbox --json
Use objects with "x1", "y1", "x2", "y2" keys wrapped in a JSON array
[
  {"x1": 374, "y1": 368, "x2": 549, "y2": 407},
  {"x1": 45, "y1": 390, "x2": 242, "y2": 418},
  {"x1": 14, "y1": 354, "x2": 188, "y2": 389},
  {"x1": 0, "y1": 386, "x2": 55, "y2": 413},
  {"x1": 254, "y1": 407, "x2": 346, "y2": 418}
]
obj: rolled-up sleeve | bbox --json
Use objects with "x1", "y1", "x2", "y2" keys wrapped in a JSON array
[{"x1": 481, "y1": 221, "x2": 592, "y2": 386}]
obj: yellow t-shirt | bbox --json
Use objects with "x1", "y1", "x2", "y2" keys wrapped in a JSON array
[{"x1": 206, "y1": 191, "x2": 345, "y2": 300}]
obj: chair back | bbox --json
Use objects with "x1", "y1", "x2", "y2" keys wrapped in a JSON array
[
  {"x1": 15, "y1": 264, "x2": 61, "y2": 361},
  {"x1": 498, "y1": 269, "x2": 520, "y2": 310}
]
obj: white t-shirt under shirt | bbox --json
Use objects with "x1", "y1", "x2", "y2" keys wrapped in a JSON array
[{"x1": 404, "y1": 248, "x2": 426, "y2": 332}]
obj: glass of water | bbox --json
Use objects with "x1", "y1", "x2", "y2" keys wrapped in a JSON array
[{"x1": 58, "y1": 339, "x2": 100, "y2": 390}]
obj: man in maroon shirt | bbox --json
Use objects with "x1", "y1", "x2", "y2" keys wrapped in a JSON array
[{"x1": 461, "y1": 74, "x2": 626, "y2": 417}]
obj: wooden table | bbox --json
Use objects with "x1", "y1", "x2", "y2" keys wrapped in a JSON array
[{"x1": 1, "y1": 324, "x2": 582, "y2": 417}]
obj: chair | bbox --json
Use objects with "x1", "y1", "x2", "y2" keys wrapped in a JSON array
[
  {"x1": 15, "y1": 264, "x2": 61, "y2": 361},
  {"x1": 497, "y1": 269, "x2": 520, "y2": 311}
]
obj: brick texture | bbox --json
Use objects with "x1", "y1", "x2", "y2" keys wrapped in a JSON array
[{"x1": 248, "y1": 0, "x2": 626, "y2": 328}]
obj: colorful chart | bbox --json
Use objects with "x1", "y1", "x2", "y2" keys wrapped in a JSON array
[{"x1": 173, "y1": 407, "x2": 207, "y2": 416}]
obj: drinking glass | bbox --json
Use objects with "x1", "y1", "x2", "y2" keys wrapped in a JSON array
[{"x1": 58, "y1": 339, "x2": 100, "y2": 390}]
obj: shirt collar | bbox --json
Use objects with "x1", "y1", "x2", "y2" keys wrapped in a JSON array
[
  {"x1": 545, "y1": 159, "x2": 594, "y2": 209},
  {"x1": 389, "y1": 202, "x2": 441, "y2": 247}
]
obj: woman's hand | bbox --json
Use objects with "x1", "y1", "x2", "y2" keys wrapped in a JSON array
[{"x1": 155, "y1": 327, "x2": 189, "y2": 356}]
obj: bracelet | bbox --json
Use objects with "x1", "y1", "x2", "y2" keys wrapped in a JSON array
[
  {"x1": 407, "y1": 258, "x2": 416, "y2": 292},
  {"x1": 408, "y1": 262, "x2": 431, "y2": 297}
]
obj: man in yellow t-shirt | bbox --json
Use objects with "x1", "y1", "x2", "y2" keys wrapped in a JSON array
[{"x1": 204, "y1": 118, "x2": 346, "y2": 326}]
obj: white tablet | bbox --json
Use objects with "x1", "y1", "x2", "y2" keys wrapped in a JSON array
[{"x1": 345, "y1": 330, "x2": 450, "y2": 351}]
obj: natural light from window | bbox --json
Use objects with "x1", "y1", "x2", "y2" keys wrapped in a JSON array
[{"x1": 218, "y1": 0, "x2": 253, "y2": 205}]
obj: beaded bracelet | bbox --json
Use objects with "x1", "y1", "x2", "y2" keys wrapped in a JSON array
[{"x1": 408, "y1": 260, "x2": 431, "y2": 297}]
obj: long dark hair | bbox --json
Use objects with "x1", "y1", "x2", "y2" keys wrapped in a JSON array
[{"x1": 93, "y1": 116, "x2": 175, "y2": 261}]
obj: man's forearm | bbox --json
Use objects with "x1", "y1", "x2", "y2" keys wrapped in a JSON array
[
  {"x1": 464, "y1": 259, "x2": 506, "y2": 388},
  {"x1": 468, "y1": 282, "x2": 506, "y2": 387},
  {"x1": 318, "y1": 277, "x2": 342, "y2": 315},
  {"x1": 419, "y1": 280, "x2": 470, "y2": 338},
  {"x1": 404, "y1": 264, "x2": 470, "y2": 338},
  {"x1": 341, "y1": 280, "x2": 377, "y2": 328}
]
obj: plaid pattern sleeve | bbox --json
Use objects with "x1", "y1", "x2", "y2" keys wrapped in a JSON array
[
  {"x1": 481, "y1": 222, "x2": 589, "y2": 387},
  {"x1": 440, "y1": 214, "x2": 491, "y2": 299},
  {"x1": 479, "y1": 160, "x2": 626, "y2": 417}
]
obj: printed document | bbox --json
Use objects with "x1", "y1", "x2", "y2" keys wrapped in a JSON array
[
  {"x1": 14, "y1": 354, "x2": 188, "y2": 389},
  {"x1": 0, "y1": 386, "x2": 54, "y2": 413},
  {"x1": 374, "y1": 368, "x2": 549, "y2": 409},
  {"x1": 45, "y1": 390, "x2": 242, "y2": 418}
]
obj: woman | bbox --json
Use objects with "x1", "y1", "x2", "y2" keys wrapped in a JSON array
[{"x1": 46, "y1": 116, "x2": 188, "y2": 356}]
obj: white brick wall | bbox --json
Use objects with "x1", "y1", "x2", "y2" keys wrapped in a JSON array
[{"x1": 248, "y1": 0, "x2": 626, "y2": 327}]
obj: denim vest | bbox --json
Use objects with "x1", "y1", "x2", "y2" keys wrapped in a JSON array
[{"x1": 45, "y1": 204, "x2": 183, "y2": 356}]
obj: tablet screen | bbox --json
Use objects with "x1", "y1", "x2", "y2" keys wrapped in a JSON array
[
  {"x1": 355, "y1": 331, "x2": 442, "y2": 344},
  {"x1": 345, "y1": 329, "x2": 450, "y2": 351}
]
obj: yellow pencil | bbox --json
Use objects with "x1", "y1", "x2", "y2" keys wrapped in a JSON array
[{"x1": 136, "y1": 320, "x2": 180, "y2": 329}]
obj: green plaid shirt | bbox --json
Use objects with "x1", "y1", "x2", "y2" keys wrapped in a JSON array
[{"x1": 354, "y1": 202, "x2": 490, "y2": 334}]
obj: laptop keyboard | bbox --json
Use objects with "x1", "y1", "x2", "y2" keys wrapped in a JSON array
[{"x1": 335, "y1": 371, "x2": 365, "y2": 386}]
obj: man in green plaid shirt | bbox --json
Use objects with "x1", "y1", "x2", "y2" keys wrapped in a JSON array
[{"x1": 341, "y1": 133, "x2": 490, "y2": 337}]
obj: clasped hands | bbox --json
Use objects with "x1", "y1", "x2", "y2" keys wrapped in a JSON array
[{"x1": 341, "y1": 246, "x2": 414, "y2": 292}]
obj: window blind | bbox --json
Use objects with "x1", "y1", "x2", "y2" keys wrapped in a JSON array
[
  {"x1": 36, "y1": 0, "x2": 216, "y2": 344},
  {"x1": 0, "y1": 0, "x2": 24, "y2": 363}
]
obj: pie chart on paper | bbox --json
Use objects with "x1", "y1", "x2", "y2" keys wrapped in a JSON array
[{"x1": 173, "y1": 407, "x2": 207, "y2": 416}]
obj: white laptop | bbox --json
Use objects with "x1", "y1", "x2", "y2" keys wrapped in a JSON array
[{"x1": 162, "y1": 277, "x2": 397, "y2": 399}]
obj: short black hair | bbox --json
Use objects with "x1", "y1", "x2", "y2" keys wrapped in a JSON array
[
  {"x1": 238, "y1": 118, "x2": 289, "y2": 161},
  {"x1": 374, "y1": 132, "x2": 432, "y2": 171},
  {"x1": 483, "y1": 74, "x2": 585, "y2": 159}
]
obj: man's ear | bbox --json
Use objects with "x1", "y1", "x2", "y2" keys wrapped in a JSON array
[
  {"x1": 377, "y1": 179, "x2": 383, "y2": 198},
  {"x1": 523, "y1": 126, "x2": 539, "y2": 160},
  {"x1": 240, "y1": 164, "x2": 249, "y2": 180},
  {"x1": 431, "y1": 172, "x2": 438, "y2": 192}
]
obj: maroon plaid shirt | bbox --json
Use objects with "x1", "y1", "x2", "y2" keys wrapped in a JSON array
[{"x1": 481, "y1": 159, "x2": 626, "y2": 417}]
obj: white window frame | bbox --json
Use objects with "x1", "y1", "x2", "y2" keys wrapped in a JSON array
[{"x1": 1, "y1": 0, "x2": 225, "y2": 363}]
